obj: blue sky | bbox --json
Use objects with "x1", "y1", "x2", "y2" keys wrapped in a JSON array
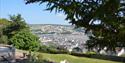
[{"x1": 0, "y1": 0, "x2": 70, "y2": 25}]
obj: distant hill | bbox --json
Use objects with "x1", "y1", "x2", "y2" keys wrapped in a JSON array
[
  {"x1": 29, "y1": 24, "x2": 88, "y2": 53},
  {"x1": 29, "y1": 24, "x2": 85, "y2": 34}
]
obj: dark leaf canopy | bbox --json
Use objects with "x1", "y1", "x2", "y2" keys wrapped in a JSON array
[{"x1": 25, "y1": 0, "x2": 125, "y2": 31}]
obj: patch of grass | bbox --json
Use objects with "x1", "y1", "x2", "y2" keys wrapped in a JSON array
[
  {"x1": 16, "y1": 50, "x2": 122, "y2": 63},
  {"x1": 38, "y1": 53, "x2": 122, "y2": 63}
]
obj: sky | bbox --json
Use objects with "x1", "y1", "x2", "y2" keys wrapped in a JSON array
[{"x1": 0, "y1": 0, "x2": 70, "y2": 25}]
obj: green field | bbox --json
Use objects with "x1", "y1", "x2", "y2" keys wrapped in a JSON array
[{"x1": 38, "y1": 53, "x2": 122, "y2": 63}]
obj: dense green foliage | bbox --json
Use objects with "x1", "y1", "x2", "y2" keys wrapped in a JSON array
[
  {"x1": 0, "y1": 18, "x2": 11, "y2": 25},
  {"x1": 39, "y1": 45, "x2": 68, "y2": 54},
  {"x1": 3, "y1": 14, "x2": 29, "y2": 39},
  {"x1": 0, "y1": 35, "x2": 8, "y2": 44},
  {"x1": 0, "y1": 18, "x2": 10, "y2": 44},
  {"x1": 10, "y1": 30, "x2": 40, "y2": 51},
  {"x1": 0, "y1": 14, "x2": 40, "y2": 51},
  {"x1": 25, "y1": 0, "x2": 125, "y2": 51}
]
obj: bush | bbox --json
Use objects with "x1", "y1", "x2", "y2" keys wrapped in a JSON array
[
  {"x1": 0, "y1": 35, "x2": 8, "y2": 44},
  {"x1": 39, "y1": 45, "x2": 69, "y2": 54},
  {"x1": 85, "y1": 51, "x2": 97, "y2": 55},
  {"x1": 24, "y1": 52, "x2": 54, "y2": 63},
  {"x1": 10, "y1": 30, "x2": 40, "y2": 51},
  {"x1": 39, "y1": 45, "x2": 57, "y2": 53}
]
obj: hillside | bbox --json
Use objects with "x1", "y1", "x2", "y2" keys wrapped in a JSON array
[
  {"x1": 29, "y1": 24, "x2": 85, "y2": 34},
  {"x1": 30, "y1": 24, "x2": 88, "y2": 53}
]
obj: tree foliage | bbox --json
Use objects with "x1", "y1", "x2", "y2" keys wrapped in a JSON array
[
  {"x1": 1, "y1": 14, "x2": 40, "y2": 51},
  {"x1": 0, "y1": 18, "x2": 11, "y2": 25},
  {"x1": 0, "y1": 18, "x2": 11, "y2": 44},
  {"x1": 3, "y1": 14, "x2": 29, "y2": 38},
  {"x1": 10, "y1": 30, "x2": 40, "y2": 51},
  {"x1": 0, "y1": 34, "x2": 8, "y2": 44},
  {"x1": 25, "y1": 0, "x2": 125, "y2": 51}
]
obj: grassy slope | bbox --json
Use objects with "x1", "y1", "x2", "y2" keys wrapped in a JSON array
[{"x1": 39, "y1": 53, "x2": 122, "y2": 63}]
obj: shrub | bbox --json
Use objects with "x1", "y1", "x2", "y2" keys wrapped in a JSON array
[
  {"x1": 85, "y1": 51, "x2": 97, "y2": 55},
  {"x1": 26, "y1": 52, "x2": 55, "y2": 63},
  {"x1": 39, "y1": 45, "x2": 69, "y2": 54},
  {"x1": 39, "y1": 45, "x2": 58, "y2": 53},
  {"x1": 0, "y1": 35, "x2": 8, "y2": 44},
  {"x1": 10, "y1": 30, "x2": 40, "y2": 51}
]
